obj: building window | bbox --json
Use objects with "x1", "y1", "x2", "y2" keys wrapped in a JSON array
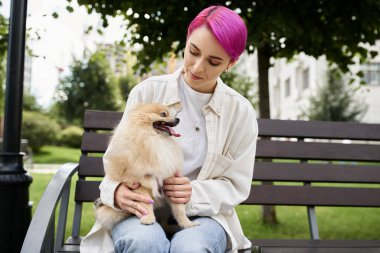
[
  {"x1": 361, "y1": 63, "x2": 380, "y2": 85},
  {"x1": 285, "y1": 78, "x2": 291, "y2": 97},
  {"x1": 303, "y1": 68, "x2": 309, "y2": 89}
]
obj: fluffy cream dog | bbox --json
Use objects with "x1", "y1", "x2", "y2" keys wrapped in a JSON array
[{"x1": 95, "y1": 103, "x2": 198, "y2": 231}]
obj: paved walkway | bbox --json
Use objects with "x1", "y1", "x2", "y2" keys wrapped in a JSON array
[{"x1": 27, "y1": 163, "x2": 62, "y2": 174}]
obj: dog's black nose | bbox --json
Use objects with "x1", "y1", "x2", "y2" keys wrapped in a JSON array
[{"x1": 175, "y1": 118, "x2": 180, "y2": 126}]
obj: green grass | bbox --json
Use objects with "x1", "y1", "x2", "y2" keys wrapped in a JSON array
[
  {"x1": 30, "y1": 172, "x2": 380, "y2": 241},
  {"x1": 33, "y1": 146, "x2": 81, "y2": 164}
]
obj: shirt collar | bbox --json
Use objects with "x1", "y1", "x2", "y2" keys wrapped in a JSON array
[{"x1": 164, "y1": 67, "x2": 226, "y2": 116}]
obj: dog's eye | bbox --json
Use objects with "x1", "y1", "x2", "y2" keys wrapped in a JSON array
[{"x1": 160, "y1": 112, "x2": 167, "y2": 117}]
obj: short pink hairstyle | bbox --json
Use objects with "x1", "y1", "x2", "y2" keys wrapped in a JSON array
[{"x1": 187, "y1": 6, "x2": 248, "y2": 61}]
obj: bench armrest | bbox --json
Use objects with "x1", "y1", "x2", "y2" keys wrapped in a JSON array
[{"x1": 21, "y1": 163, "x2": 79, "y2": 253}]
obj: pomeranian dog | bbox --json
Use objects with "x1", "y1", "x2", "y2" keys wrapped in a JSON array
[{"x1": 95, "y1": 103, "x2": 198, "y2": 231}]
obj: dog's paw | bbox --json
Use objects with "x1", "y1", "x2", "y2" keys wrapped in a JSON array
[
  {"x1": 178, "y1": 219, "x2": 200, "y2": 229},
  {"x1": 140, "y1": 215, "x2": 156, "y2": 225}
]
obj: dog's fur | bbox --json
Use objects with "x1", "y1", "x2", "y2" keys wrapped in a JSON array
[{"x1": 95, "y1": 103, "x2": 198, "y2": 231}]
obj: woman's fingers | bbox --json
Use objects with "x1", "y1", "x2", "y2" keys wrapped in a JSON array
[
  {"x1": 163, "y1": 174, "x2": 192, "y2": 204},
  {"x1": 114, "y1": 184, "x2": 153, "y2": 215},
  {"x1": 164, "y1": 176, "x2": 190, "y2": 185},
  {"x1": 127, "y1": 189, "x2": 155, "y2": 204},
  {"x1": 121, "y1": 200, "x2": 149, "y2": 218},
  {"x1": 167, "y1": 197, "x2": 189, "y2": 204},
  {"x1": 163, "y1": 183, "x2": 191, "y2": 192}
]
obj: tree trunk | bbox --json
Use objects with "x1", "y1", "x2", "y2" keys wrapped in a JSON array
[{"x1": 257, "y1": 47, "x2": 278, "y2": 224}]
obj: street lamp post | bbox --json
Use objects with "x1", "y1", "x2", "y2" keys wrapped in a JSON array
[{"x1": 0, "y1": 0, "x2": 32, "y2": 252}]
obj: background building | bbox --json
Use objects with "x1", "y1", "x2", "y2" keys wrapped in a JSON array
[{"x1": 235, "y1": 44, "x2": 380, "y2": 123}]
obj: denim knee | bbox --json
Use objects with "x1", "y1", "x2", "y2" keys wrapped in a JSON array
[
  {"x1": 170, "y1": 217, "x2": 227, "y2": 253},
  {"x1": 112, "y1": 217, "x2": 170, "y2": 253}
]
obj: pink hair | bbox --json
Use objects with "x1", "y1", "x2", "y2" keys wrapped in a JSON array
[{"x1": 187, "y1": 6, "x2": 248, "y2": 61}]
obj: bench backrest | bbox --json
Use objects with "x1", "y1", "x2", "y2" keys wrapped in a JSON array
[
  {"x1": 247, "y1": 119, "x2": 380, "y2": 207},
  {"x1": 71, "y1": 110, "x2": 380, "y2": 239}
]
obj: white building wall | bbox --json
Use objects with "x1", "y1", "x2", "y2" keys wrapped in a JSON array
[
  {"x1": 269, "y1": 54, "x2": 329, "y2": 120},
  {"x1": 235, "y1": 49, "x2": 380, "y2": 123}
]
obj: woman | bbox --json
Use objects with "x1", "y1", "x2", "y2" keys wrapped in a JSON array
[{"x1": 81, "y1": 5, "x2": 258, "y2": 253}]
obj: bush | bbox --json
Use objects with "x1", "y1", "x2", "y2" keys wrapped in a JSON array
[
  {"x1": 58, "y1": 126, "x2": 83, "y2": 148},
  {"x1": 22, "y1": 111, "x2": 60, "y2": 152}
]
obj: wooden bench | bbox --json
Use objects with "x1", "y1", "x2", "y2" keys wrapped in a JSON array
[{"x1": 21, "y1": 110, "x2": 380, "y2": 253}]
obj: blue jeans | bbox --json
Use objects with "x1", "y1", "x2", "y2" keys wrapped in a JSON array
[{"x1": 111, "y1": 216, "x2": 227, "y2": 253}]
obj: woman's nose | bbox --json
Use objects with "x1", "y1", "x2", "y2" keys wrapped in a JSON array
[{"x1": 193, "y1": 59, "x2": 204, "y2": 73}]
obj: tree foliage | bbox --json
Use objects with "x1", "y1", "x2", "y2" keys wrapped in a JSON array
[
  {"x1": 73, "y1": 0, "x2": 380, "y2": 72},
  {"x1": 221, "y1": 70, "x2": 258, "y2": 109},
  {"x1": 22, "y1": 111, "x2": 60, "y2": 152},
  {"x1": 118, "y1": 74, "x2": 138, "y2": 102},
  {"x1": 54, "y1": 50, "x2": 122, "y2": 124},
  {"x1": 306, "y1": 67, "x2": 367, "y2": 122},
  {"x1": 23, "y1": 89, "x2": 42, "y2": 112}
]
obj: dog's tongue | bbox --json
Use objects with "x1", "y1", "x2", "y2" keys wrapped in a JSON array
[{"x1": 168, "y1": 126, "x2": 181, "y2": 137}]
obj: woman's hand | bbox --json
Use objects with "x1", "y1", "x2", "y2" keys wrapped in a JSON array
[
  {"x1": 163, "y1": 171, "x2": 192, "y2": 204},
  {"x1": 114, "y1": 182, "x2": 154, "y2": 218}
]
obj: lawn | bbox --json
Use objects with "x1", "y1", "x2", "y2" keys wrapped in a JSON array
[
  {"x1": 30, "y1": 172, "x2": 380, "y2": 241},
  {"x1": 33, "y1": 145, "x2": 81, "y2": 164}
]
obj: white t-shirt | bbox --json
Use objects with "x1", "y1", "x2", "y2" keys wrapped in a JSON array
[{"x1": 175, "y1": 74, "x2": 212, "y2": 180}]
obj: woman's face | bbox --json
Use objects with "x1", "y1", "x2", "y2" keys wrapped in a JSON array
[{"x1": 183, "y1": 26, "x2": 235, "y2": 93}]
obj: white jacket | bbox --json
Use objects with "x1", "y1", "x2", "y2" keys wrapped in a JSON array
[{"x1": 80, "y1": 67, "x2": 258, "y2": 253}]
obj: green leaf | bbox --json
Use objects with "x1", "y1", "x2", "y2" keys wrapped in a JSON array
[{"x1": 66, "y1": 6, "x2": 74, "y2": 13}]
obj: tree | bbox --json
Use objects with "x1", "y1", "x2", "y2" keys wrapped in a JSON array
[
  {"x1": 72, "y1": 0, "x2": 380, "y2": 223},
  {"x1": 23, "y1": 90, "x2": 42, "y2": 112},
  {"x1": 306, "y1": 67, "x2": 367, "y2": 122},
  {"x1": 221, "y1": 70, "x2": 258, "y2": 109},
  {"x1": 54, "y1": 50, "x2": 122, "y2": 124},
  {"x1": 118, "y1": 74, "x2": 138, "y2": 102}
]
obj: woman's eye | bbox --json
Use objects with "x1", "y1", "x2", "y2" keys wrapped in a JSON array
[
  {"x1": 190, "y1": 49, "x2": 199, "y2": 56},
  {"x1": 160, "y1": 112, "x2": 167, "y2": 117},
  {"x1": 209, "y1": 60, "x2": 221, "y2": 66}
]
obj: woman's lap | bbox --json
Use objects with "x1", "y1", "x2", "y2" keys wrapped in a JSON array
[{"x1": 111, "y1": 216, "x2": 227, "y2": 253}]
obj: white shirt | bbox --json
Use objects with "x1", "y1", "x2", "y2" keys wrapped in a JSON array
[{"x1": 176, "y1": 74, "x2": 212, "y2": 180}]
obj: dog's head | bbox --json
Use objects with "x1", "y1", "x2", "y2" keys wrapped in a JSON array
[{"x1": 129, "y1": 103, "x2": 181, "y2": 137}]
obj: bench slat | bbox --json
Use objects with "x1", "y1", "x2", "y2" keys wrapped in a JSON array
[
  {"x1": 243, "y1": 185, "x2": 380, "y2": 207},
  {"x1": 75, "y1": 181, "x2": 380, "y2": 207},
  {"x1": 254, "y1": 162, "x2": 380, "y2": 183},
  {"x1": 258, "y1": 119, "x2": 380, "y2": 141},
  {"x1": 256, "y1": 140, "x2": 380, "y2": 162},
  {"x1": 77, "y1": 158, "x2": 380, "y2": 182},
  {"x1": 81, "y1": 134, "x2": 380, "y2": 161},
  {"x1": 57, "y1": 244, "x2": 80, "y2": 253},
  {"x1": 251, "y1": 239, "x2": 380, "y2": 247},
  {"x1": 78, "y1": 156, "x2": 104, "y2": 177},
  {"x1": 82, "y1": 112, "x2": 380, "y2": 141},
  {"x1": 83, "y1": 110, "x2": 122, "y2": 130},
  {"x1": 260, "y1": 247, "x2": 379, "y2": 253},
  {"x1": 75, "y1": 181, "x2": 100, "y2": 202},
  {"x1": 81, "y1": 133, "x2": 111, "y2": 153}
]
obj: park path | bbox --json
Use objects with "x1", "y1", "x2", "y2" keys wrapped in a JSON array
[{"x1": 28, "y1": 164, "x2": 61, "y2": 174}]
